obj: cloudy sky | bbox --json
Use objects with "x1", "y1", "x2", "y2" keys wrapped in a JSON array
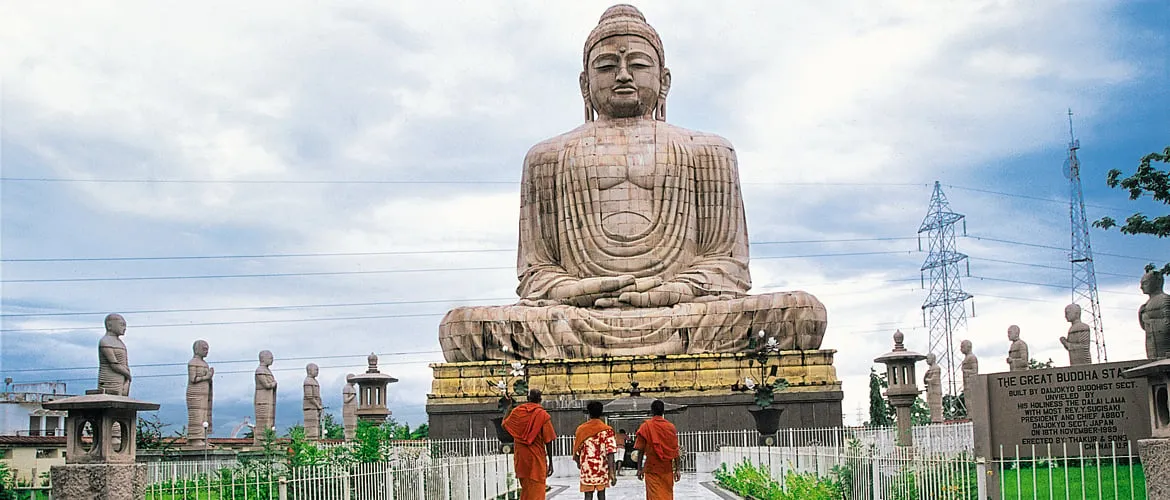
[{"x1": 1, "y1": 0, "x2": 1166, "y2": 435}]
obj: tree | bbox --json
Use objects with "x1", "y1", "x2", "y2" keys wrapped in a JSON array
[
  {"x1": 1093, "y1": 146, "x2": 1170, "y2": 273},
  {"x1": 322, "y1": 412, "x2": 345, "y2": 440},
  {"x1": 1028, "y1": 358, "x2": 1055, "y2": 370},
  {"x1": 867, "y1": 368, "x2": 892, "y2": 427}
]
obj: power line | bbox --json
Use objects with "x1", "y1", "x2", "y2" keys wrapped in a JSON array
[
  {"x1": 968, "y1": 256, "x2": 1142, "y2": 280},
  {"x1": 945, "y1": 185, "x2": 1129, "y2": 213},
  {"x1": 1, "y1": 176, "x2": 926, "y2": 188},
  {"x1": 0, "y1": 297, "x2": 514, "y2": 318},
  {"x1": 0, "y1": 250, "x2": 918, "y2": 284},
  {"x1": 0, "y1": 236, "x2": 919, "y2": 263},
  {"x1": 0, "y1": 349, "x2": 440, "y2": 374},
  {"x1": 969, "y1": 275, "x2": 1139, "y2": 296},
  {"x1": 964, "y1": 235, "x2": 1160, "y2": 263}
]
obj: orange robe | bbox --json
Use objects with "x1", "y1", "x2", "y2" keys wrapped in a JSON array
[
  {"x1": 503, "y1": 403, "x2": 557, "y2": 500},
  {"x1": 635, "y1": 416, "x2": 680, "y2": 500}
]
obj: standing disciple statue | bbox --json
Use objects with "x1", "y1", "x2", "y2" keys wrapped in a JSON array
[
  {"x1": 186, "y1": 340, "x2": 215, "y2": 448},
  {"x1": 342, "y1": 374, "x2": 357, "y2": 441},
  {"x1": 1006, "y1": 325, "x2": 1029, "y2": 372},
  {"x1": 98, "y1": 313, "x2": 132, "y2": 396},
  {"x1": 1060, "y1": 304, "x2": 1092, "y2": 366},
  {"x1": 924, "y1": 353, "x2": 943, "y2": 423},
  {"x1": 960, "y1": 340, "x2": 978, "y2": 394},
  {"x1": 439, "y1": 4, "x2": 828, "y2": 362},
  {"x1": 1139, "y1": 270, "x2": 1170, "y2": 359},
  {"x1": 253, "y1": 350, "x2": 277, "y2": 444},
  {"x1": 303, "y1": 363, "x2": 323, "y2": 440}
]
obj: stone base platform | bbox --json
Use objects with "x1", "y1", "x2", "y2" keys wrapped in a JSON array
[
  {"x1": 51, "y1": 463, "x2": 146, "y2": 500},
  {"x1": 426, "y1": 350, "x2": 842, "y2": 439}
]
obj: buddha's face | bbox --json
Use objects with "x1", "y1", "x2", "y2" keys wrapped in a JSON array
[
  {"x1": 259, "y1": 351, "x2": 273, "y2": 367},
  {"x1": 1007, "y1": 326, "x2": 1020, "y2": 341},
  {"x1": 585, "y1": 35, "x2": 665, "y2": 119},
  {"x1": 960, "y1": 341, "x2": 972, "y2": 355},
  {"x1": 307, "y1": 364, "x2": 319, "y2": 377},
  {"x1": 194, "y1": 341, "x2": 209, "y2": 358}
]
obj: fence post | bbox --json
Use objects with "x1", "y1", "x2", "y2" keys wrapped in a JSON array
[
  {"x1": 871, "y1": 455, "x2": 881, "y2": 500},
  {"x1": 417, "y1": 468, "x2": 426, "y2": 500},
  {"x1": 975, "y1": 456, "x2": 987, "y2": 499},
  {"x1": 386, "y1": 467, "x2": 395, "y2": 500},
  {"x1": 278, "y1": 476, "x2": 288, "y2": 500}
]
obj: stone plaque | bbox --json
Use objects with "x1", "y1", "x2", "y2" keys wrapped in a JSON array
[{"x1": 969, "y1": 360, "x2": 1150, "y2": 458}]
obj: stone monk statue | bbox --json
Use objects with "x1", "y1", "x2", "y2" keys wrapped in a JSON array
[
  {"x1": 1060, "y1": 304, "x2": 1092, "y2": 366},
  {"x1": 1139, "y1": 270, "x2": 1170, "y2": 359},
  {"x1": 439, "y1": 4, "x2": 827, "y2": 362},
  {"x1": 960, "y1": 340, "x2": 978, "y2": 393},
  {"x1": 98, "y1": 313, "x2": 132, "y2": 396},
  {"x1": 1006, "y1": 325, "x2": 1029, "y2": 372},
  {"x1": 303, "y1": 363, "x2": 323, "y2": 440},
  {"x1": 253, "y1": 350, "x2": 277, "y2": 444},
  {"x1": 186, "y1": 340, "x2": 215, "y2": 448},
  {"x1": 923, "y1": 353, "x2": 943, "y2": 423},
  {"x1": 342, "y1": 374, "x2": 357, "y2": 441}
]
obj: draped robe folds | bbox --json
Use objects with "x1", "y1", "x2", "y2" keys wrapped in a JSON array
[
  {"x1": 254, "y1": 368, "x2": 276, "y2": 438},
  {"x1": 440, "y1": 122, "x2": 827, "y2": 362},
  {"x1": 186, "y1": 358, "x2": 213, "y2": 442}
]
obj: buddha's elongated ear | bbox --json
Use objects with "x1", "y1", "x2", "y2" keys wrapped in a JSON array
[
  {"x1": 580, "y1": 72, "x2": 594, "y2": 122},
  {"x1": 656, "y1": 68, "x2": 671, "y2": 121}
]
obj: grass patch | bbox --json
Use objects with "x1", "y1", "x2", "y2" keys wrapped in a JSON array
[{"x1": 1000, "y1": 464, "x2": 1146, "y2": 499}]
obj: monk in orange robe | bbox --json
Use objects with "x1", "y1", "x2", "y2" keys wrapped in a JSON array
[
  {"x1": 635, "y1": 400, "x2": 680, "y2": 500},
  {"x1": 503, "y1": 389, "x2": 557, "y2": 500}
]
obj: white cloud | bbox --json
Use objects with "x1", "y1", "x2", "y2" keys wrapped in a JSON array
[{"x1": 1, "y1": 0, "x2": 1156, "y2": 432}]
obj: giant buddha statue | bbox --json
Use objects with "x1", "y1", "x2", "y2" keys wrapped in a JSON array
[{"x1": 439, "y1": 4, "x2": 827, "y2": 362}]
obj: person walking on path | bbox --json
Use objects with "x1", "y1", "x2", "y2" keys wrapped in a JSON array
[
  {"x1": 635, "y1": 400, "x2": 681, "y2": 500},
  {"x1": 503, "y1": 389, "x2": 557, "y2": 500},
  {"x1": 573, "y1": 401, "x2": 618, "y2": 499}
]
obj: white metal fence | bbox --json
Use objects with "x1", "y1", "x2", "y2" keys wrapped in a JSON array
[
  {"x1": 721, "y1": 445, "x2": 980, "y2": 500},
  {"x1": 995, "y1": 442, "x2": 1147, "y2": 500},
  {"x1": 142, "y1": 454, "x2": 516, "y2": 500}
]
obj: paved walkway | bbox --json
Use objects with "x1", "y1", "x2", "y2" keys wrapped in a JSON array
[{"x1": 547, "y1": 472, "x2": 733, "y2": 500}]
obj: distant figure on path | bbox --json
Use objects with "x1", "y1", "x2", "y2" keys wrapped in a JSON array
[
  {"x1": 503, "y1": 389, "x2": 556, "y2": 500},
  {"x1": 573, "y1": 401, "x2": 617, "y2": 499},
  {"x1": 635, "y1": 400, "x2": 680, "y2": 500}
]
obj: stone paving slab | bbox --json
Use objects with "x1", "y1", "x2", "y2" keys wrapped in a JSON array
[{"x1": 547, "y1": 472, "x2": 733, "y2": 500}]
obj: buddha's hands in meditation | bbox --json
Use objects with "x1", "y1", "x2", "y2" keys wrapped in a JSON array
[
  {"x1": 535, "y1": 275, "x2": 664, "y2": 308},
  {"x1": 609, "y1": 281, "x2": 695, "y2": 308}
]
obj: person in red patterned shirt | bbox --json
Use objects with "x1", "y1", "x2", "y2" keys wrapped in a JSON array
[{"x1": 573, "y1": 401, "x2": 618, "y2": 499}]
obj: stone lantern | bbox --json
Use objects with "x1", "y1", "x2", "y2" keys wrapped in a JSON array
[
  {"x1": 873, "y1": 330, "x2": 926, "y2": 447},
  {"x1": 42, "y1": 390, "x2": 160, "y2": 500},
  {"x1": 350, "y1": 353, "x2": 398, "y2": 424},
  {"x1": 1123, "y1": 358, "x2": 1170, "y2": 497}
]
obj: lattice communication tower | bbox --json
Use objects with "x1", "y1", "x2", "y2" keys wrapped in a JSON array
[
  {"x1": 1064, "y1": 110, "x2": 1107, "y2": 362},
  {"x1": 919, "y1": 181, "x2": 974, "y2": 397}
]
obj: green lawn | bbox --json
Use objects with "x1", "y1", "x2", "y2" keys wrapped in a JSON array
[{"x1": 1000, "y1": 464, "x2": 1146, "y2": 500}]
